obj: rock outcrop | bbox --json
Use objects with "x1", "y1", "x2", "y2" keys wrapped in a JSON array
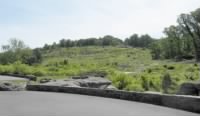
[
  {"x1": 0, "y1": 82, "x2": 24, "y2": 91},
  {"x1": 177, "y1": 82, "x2": 200, "y2": 96},
  {"x1": 41, "y1": 76, "x2": 116, "y2": 90}
]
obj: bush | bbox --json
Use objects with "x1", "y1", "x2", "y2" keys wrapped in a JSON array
[
  {"x1": 194, "y1": 63, "x2": 198, "y2": 67},
  {"x1": 141, "y1": 76, "x2": 149, "y2": 91},
  {"x1": 162, "y1": 72, "x2": 172, "y2": 94},
  {"x1": 125, "y1": 83, "x2": 144, "y2": 92},
  {"x1": 163, "y1": 65, "x2": 175, "y2": 70},
  {"x1": 163, "y1": 65, "x2": 168, "y2": 68},
  {"x1": 12, "y1": 61, "x2": 30, "y2": 75},
  {"x1": 112, "y1": 62, "x2": 118, "y2": 66},
  {"x1": 0, "y1": 66, "x2": 4, "y2": 74},
  {"x1": 48, "y1": 66, "x2": 59, "y2": 72},
  {"x1": 1, "y1": 65, "x2": 14, "y2": 74},
  {"x1": 109, "y1": 72, "x2": 144, "y2": 91},
  {"x1": 186, "y1": 67, "x2": 195, "y2": 72},
  {"x1": 167, "y1": 66, "x2": 175, "y2": 70},
  {"x1": 33, "y1": 70, "x2": 45, "y2": 76},
  {"x1": 109, "y1": 73, "x2": 131, "y2": 90},
  {"x1": 147, "y1": 69, "x2": 152, "y2": 73},
  {"x1": 63, "y1": 59, "x2": 68, "y2": 65}
]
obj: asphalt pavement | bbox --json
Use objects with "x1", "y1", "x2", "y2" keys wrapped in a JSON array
[{"x1": 0, "y1": 91, "x2": 199, "y2": 116}]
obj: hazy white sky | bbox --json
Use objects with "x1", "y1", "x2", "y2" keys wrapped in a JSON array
[{"x1": 0, "y1": 0, "x2": 200, "y2": 48}]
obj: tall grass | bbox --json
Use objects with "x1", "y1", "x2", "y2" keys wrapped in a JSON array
[{"x1": 0, "y1": 47, "x2": 199, "y2": 93}]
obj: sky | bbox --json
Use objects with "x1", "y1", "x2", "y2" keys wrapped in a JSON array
[{"x1": 0, "y1": 0, "x2": 200, "y2": 48}]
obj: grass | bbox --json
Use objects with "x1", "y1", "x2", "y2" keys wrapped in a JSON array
[{"x1": 0, "y1": 46, "x2": 199, "y2": 94}]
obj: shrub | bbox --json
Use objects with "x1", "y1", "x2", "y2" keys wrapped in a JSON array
[
  {"x1": 0, "y1": 66, "x2": 4, "y2": 74},
  {"x1": 186, "y1": 67, "x2": 195, "y2": 72},
  {"x1": 2, "y1": 65, "x2": 14, "y2": 74},
  {"x1": 167, "y1": 66, "x2": 175, "y2": 70},
  {"x1": 33, "y1": 70, "x2": 45, "y2": 76},
  {"x1": 162, "y1": 72, "x2": 172, "y2": 94},
  {"x1": 141, "y1": 76, "x2": 149, "y2": 91},
  {"x1": 109, "y1": 72, "x2": 144, "y2": 91},
  {"x1": 147, "y1": 69, "x2": 152, "y2": 73},
  {"x1": 109, "y1": 73, "x2": 131, "y2": 90},
  {"x1": 63, "y1": 59, "x2": 68, "y2": 65},
  {"x1": 163, "y1": 65, "x2": 168, "y2": 68},
  {"x1": 184, "y1": 73, "x2": 194, "y2": 80},
  {"x1": 112, "y1": 62, "x2": 118, "y2": 66},
  {"x1": 125, "y1": 83, "x2": 144, "y2": 92},
  {"x1": 194, "y1": 63, "x2": 198, "y2": 67},
  {"x1": 48, "y1": 66, "x2": 59, "y2": 72},
  {"x1": 12, "y1": 61, "x2": 30, "y2": 75}
]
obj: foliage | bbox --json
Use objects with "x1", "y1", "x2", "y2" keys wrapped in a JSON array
[
  {"x1": 0, "y1": 46, "x2": 199, "y2": 94},
  {"x1": 0, "y1": 39, "x2": 42, "y2": 65},
  {"x1": 42, "y1": 34, "x2": 155, "y2": 50},
  {"x1": 125, "y1": 34, "x2": 155, "y2": 48},
  {"x1": 150, "y1": 8, "x2": 200, "y2": 62},
  {"x1": 1, "y1": 8, "x2": 200, "y2": 93},
  {"x1": 162, "y1": 72, "x2": 172, "y2": 94}
]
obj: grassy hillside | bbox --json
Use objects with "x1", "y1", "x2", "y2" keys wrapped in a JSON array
[
  {"x1": 0, "y1": 46, "x2": 199, "y2": 93},
  {"x1": 42, "y1": 47, "x2": 152, "y2": 72}
]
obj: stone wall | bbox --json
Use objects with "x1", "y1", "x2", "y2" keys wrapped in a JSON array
[{"x1": 26, "y1": 84, "x2": 200, "y2": 113}]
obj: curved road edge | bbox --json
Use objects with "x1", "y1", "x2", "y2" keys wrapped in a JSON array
[{"x1": 26, "y1": 84, "x2": 200, "y2": 113}]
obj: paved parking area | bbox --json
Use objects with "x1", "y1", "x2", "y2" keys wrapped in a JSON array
[{"x1": 0, "y1": 91, "x2": 199, "y2": 116}]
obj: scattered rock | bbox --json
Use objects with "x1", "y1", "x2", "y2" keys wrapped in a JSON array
[
  {"x1": 106, "y1": 85, "x2": 117, "y2": 90},
  {"x1": 26, "y1": 75, "x2": 37, "y2": 81},
  {"x1": 71, "y1": 76, "x2": 88, "y2": 79},
  {"x1": 144, "y1": 91, "x2": 162, "y2": 94},
  {"x1": 42, "y1": 76, "x2": 116, "y2": 90},
  {"x1": 0, "y1": 82, "x2": 24, "y2": 91},
  {"x1": 76, "y1": 77, "x2": 111, "y2": 88},
  {"x1": 40, "y1": 78, "x2": 52, "y2": 83},
  {"x1": 177, "y1": 82, "x2": 200, "y2": 96},
  {"x1": 80, "y1": 71, "x2": 107, "y2": 78},
  {"x1": 43, "y1": 80, "x2": 80, "y2": 87}
]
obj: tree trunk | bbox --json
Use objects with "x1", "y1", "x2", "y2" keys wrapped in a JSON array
[
  {"x1": 183, "y1": 23, "x2": 200, "y2": 62},
  {"x1": 196, "y1": 48, "x2": 200, "y2": 62}
]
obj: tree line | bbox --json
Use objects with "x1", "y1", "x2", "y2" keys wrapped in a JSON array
[
  {"x1": 0, "y1": 38, "x2": 42, "y2": 65},
  {"x1": 150, "y1": 8, "x2": 200, "y2": 62},
  {"x1": 0, "y1": 34, "x2": 154, "y2": 65},
  {"x1": 1, "y1": 8, "x2": 200, "y2": 65},
  {"x1": 42, "y1": 34, "x2": 155, "y2": 50}
]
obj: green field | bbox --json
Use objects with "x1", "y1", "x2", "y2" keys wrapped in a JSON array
[{"x1": 0, "y1": 46, "x2": 199, "y2": 93}]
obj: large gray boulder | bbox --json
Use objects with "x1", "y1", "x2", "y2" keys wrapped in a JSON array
[
  {"x1": 177, "y1": 82, "x2": 200, "y2": 96},
  {"x1": 0, "y1": 82, "x2": 24, "y2": 91},
  {"x1": 42, "y1": 76, "x2": 116, "y2": 90},
  {"x1": 75, "y1": 76, "x2": 111, "y2": 88},
  {"x1": 40, "y1": 78, "x2": 53, "y2": 83},
  {"x1": 43, "y1": 80, "x2": 81, "y2": 88}
]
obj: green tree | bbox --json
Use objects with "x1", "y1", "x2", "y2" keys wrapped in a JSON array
[
  {"x1": 149, "y1": 40, "x2": 162, "y2": 59},
  {"x1": 1, "y1": 38, "x2": 26, "y2": 52},
  {"x1": 164, "y1": 25, "x2": 183, "y2": 59},
  {"x1": 0, "y1": 38, "x2": 34, "y2": 65},
  {"x1": 125, "y1": 34, "x2": 154, "y2": 48},
  {"x1": 177, "y1": 9, "x2": 200, "y2": 62}
]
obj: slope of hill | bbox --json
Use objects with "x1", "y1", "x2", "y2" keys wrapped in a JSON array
[{"x1": 0, "y1": 46, "x2": 199, "y2": 93}]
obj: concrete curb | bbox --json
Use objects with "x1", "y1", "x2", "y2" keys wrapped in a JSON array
[{"x1": 26, "y1": 84, "x2": 200, "y2": 113}]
